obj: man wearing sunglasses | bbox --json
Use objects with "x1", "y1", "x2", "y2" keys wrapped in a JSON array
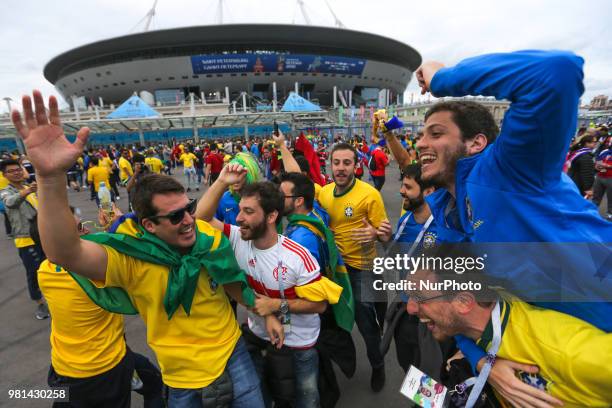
[
  {"x1": 11, "y1": 91, "x2": 274, "y2": 408},
  {"x1": 0, "y1": 158, "x2": 49, "y2": 320}
]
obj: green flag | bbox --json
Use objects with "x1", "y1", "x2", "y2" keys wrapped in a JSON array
[
  {"x1": 287, "y1": 214, "x2": 355, "y2": 332},
  {"x1": 70, "y1": 219, "x2": 254, "y2": 319}
]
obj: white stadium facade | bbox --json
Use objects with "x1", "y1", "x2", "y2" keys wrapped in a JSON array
[{"x1": 44, "y1": 24, "x2": 421, "y2": 109}]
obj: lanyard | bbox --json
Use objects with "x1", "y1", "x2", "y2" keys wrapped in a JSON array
[
  {"x1": 456, "y1": 301, "x2": 502, "y2": 408},
  {"x1": 385, "y1": 214, "x2": 433, "y2": 258},
  {"x1": 248, "y1": 236, "x2": 285, "y2": 298}
]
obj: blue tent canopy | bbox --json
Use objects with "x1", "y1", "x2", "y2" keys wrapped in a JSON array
[
  {"x1": 281, "y1": 92, "x2": 322, "y2": 112},
  {"x1": 107, "y1": 95, "x2": 160, "y2": 119}
]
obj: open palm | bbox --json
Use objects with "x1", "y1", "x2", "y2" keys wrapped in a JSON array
[{"x1": 11, "y1": 91, "x2": 89, "y2": 177}]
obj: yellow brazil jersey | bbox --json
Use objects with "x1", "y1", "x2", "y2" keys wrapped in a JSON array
[
  {"x1": 179, "y1": 153, "x2": 197, "y2": 169},
  {"x1": 478, "y1": 297, "x2": 612, "y2": 408},
  {"x1": 118, "y1": 157, "x2": 133, "y2": 182},
  {"x1": 314, "y1": 182, "x2": 321, "y2": 202},
  {"x1": 99, "y1": 156, "x2": 114, "y2": 171},
  {"x1": 318, "y1": 179, "x2": 388, "y2": 270},
  {"x1": 145, "y1": 157, "x2": 164, "y2": 174},
  {"x1": 0, "y1": 173, "x2": 8, "y2": 190},
  {"x1": 38, "y1": 260, "x2": 126, "y2": 378},
  {"x1": 97, "y1": 220, "x2": 241, "y2": 389},
  {"x1": 87, "y1": 165, "x2": 110, "y2": 192}
]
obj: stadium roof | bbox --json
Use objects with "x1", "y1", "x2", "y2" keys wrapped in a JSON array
[{"x1": 44, "y1": 24, "x2": 421, "y2": 83}]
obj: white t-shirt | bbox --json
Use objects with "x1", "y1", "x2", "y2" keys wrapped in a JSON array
[{"x1": 223, "y1": 224, "x2": 322, "y2": 347}]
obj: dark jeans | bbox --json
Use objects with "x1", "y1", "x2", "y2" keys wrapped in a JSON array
[
  {"x1": 250, "y1": 345, "x2": 319, "y2": 408},
  {"x1": 209, "y1": 173, "x2": 220, "y2": 186},
  {"x1": 372, "y1": 175, "x2": 386, "y2": 191},
  {"x1": 167, "y1": 337, "x2": 264, "y2": 408},
  {"x1": 347, "y1": 265, "x2": 385, "y2": 369},
  {"x1": 196, "y1": 168, "x2": 205, "y2": 184},
  {"x1": 17, "y1": 243, "x2": 45, "y2": 301},
  {"x1": 2, "y1": 212, "x2": 11, "y2": 235},
  {"x1": 48, "y1": 348, "x2": 135, "y2": 408},
  {"x1": 133, "y1": 352, "x2": 164, "y2": 408}
]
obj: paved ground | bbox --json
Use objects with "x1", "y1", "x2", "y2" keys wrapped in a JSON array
[{"x1": 0, "y1": 164, "x2": 410, "y2": 408}]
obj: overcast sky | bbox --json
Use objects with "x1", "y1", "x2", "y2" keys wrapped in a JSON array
[{"x1": 1, "y1": 0, "x2": 610, "y2": 113}]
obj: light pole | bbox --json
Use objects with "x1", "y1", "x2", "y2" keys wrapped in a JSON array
[{"x1": 2, "y1": 97, "x2": 13, "y2": 114}]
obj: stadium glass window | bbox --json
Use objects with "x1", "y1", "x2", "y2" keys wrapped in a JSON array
[
  {"x1": 230, "y1": 73, "x2": 237, "y2": 77},
  {"x1": 80, "y1": 77, "x2": 84, "y2": 81},
  {"x1": 264, "y1": 73, "x2": 270, "y2": 76},
  {"x1": 103, "y1": 85, "x2": 108, "y2": 88},
  {"x1": 134, "y1": 80, "x2": 140, "y2": 84},
  {"x1": 364, "y1": 76, "x2": 369, "y2": 79},
  {"x1": 241, "y1": 73, "x2": 247, "y2": 77},
  {"x1": 182, "y1": 75, "x2": 188, "y2": 79},
  {"x1": 87, "y1": 88, "x2": 92, "y2": 91},
  {"x1": 120, "y1": 82, "x2": 126, "y2": 85},
  {"x1": 277, "y1": 73, "x2": 284, "y2": 76},
  {"x1": 168, "y1": 76, "x2": 175, "y2": 80},
  {"x1": 192, "y1": 75, "x2": 199, "y2": 79},
  {"x1": 290, "y1": 73, "x2": 296, "y2": 76},
  {"x1": 341, "y1": 75, "x2": 346, "y2": 78},
  {"x1": 143, "y1": 78, "x2": 148, "y2": 82},
  {"x1": 73, "y1": 79, "x2": 78, "y2": 84},
  {"x1": 106, "y1": 71, "x2": 111, "y2": 75},
  {"x1": 155, "y1": 78, "x2": 162, "y2": 81},
  {"x1": 96, "y1": 73, "x2": 102, "y2": 77},
  {"x1": 323, "y1": 74, "x2": 328, "y2": 77},
  {"x1": 303, "y1": 73, "x2": 309, "y2": 76},
  {"x1": 216, "y1": 74, "x2": 223, "y2": 77},
  {"x1": 112, "y1": 83, "x2": 118, "y2": 86},
  {"x1": 206, "y1": 74, "x2": 213, "y2": 78},
  {"x1": 331, "y1": 74, "x2": 336, "y2": 77},
  {"x1": 254, "y1": 73, "x2": 261, "y2": 76},
  {"x1": 95, "y1": 86, "x2": 100, "y2": 90}
]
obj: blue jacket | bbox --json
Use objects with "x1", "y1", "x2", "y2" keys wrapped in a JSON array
[
  {"x1": 424, "y1": 50, "x2": 612, "y2": 366},
  {"x1": 215, "y1": 191, "x2": 240, "y2": 225}
]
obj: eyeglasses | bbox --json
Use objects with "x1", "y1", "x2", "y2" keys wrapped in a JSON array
[
  {"x1": 411, "y1": 292, "x2": 450, "y2": 304},
  {"x1": 149, "y1": 199, "x2": 197, "y2": 225},
  {"x1": 3, "y1": 167, "x2": 23, "y2": 174}
]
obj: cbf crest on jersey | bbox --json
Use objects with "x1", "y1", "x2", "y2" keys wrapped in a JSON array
[
  {"x1": 422, "y1": 232, "x2": 437, "y2": 249},
  {"x1": 344, "y1": 204, "x2": 354, "y2": 218}
]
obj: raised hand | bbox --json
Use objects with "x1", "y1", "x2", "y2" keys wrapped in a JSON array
[
  {"x1": 415, "y1": 61, "x2": 445, "y2": 95},
  {"x1": 218, "y1": 163, "x2": 247, "y2": 186},
  {"x1": 272, "y1": 130, "x2": 286, "y2": 147},
  {"x1": 11, "y1": 90, "x2": 89, "y2": 178}
]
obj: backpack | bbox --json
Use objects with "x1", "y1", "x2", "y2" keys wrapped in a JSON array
[{"x1": 368, "y1": 152, "x2": 378, "y2": 171}]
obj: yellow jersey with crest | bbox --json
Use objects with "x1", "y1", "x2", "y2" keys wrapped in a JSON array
[
  {"x1": 96, "y1": 219, "x2": 241, "y2": 388},
  {"x1": 318, "y1": 178, "x2": 387, "y2": 270}
]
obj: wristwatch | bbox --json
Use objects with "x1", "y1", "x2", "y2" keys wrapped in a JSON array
[{"x1": 279, "y1": 299, "x2": 289, "y2": 315}]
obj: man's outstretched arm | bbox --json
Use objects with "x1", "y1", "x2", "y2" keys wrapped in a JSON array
[
  {"x1": 195, "y1": 163, "x2": 246, "y2": 228},
  {"x1": 12, "y1": 91, "x2": 107, "y2": 281}
]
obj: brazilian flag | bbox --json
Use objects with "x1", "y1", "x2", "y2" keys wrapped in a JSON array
[
  {"x1": 287, "y1": 214, "x2": 355, "y2": 332},
  {"x1": 69, "y1": 215, "x2": 255, "y2": 319}
]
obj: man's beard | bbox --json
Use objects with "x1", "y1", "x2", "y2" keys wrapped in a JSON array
[
  {"x1": 402, "y1": 194, "x2": 425, "y2": 212},
  {"x1": 239, "y1": 218, "x2": 267, "y2": 241},
  {"x1": 423, "y1": 143, "x2": 467, "y2": 189},
  {"x1": 283, "y1": 201, "x2": 295, "y2": 216}
]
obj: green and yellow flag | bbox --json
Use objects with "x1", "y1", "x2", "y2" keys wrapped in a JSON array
[
  {"x1": 287, "y1": 214, "x2": 355, "y2": 332},
  {"x1": 69, "y1": 216, "x2": 255, "y2": 319}
]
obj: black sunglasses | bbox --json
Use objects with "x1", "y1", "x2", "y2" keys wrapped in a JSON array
[{"x1": 150, "y1": 199, "x2": 197, "y2": 225}]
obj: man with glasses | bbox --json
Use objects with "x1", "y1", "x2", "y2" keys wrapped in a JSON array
[
  {"x1": 0, "y1": 158, "x2": 49, "y2": 320},
  {"x1": 406, "y1": 246, "x2": 612, "y2": 408},
  {"x1": 10, "y1": 90, "x2": 275, "y2": 408}
]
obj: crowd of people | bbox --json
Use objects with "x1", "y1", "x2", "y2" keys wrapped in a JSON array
[{"x1": 1, "y1": 49, "x2": 611, "y2": 408}]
